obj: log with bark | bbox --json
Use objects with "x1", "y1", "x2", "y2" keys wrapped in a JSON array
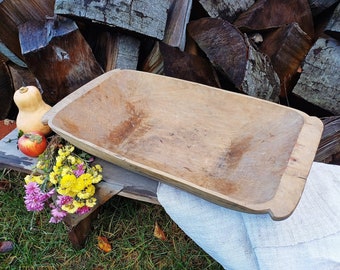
[
  {"x1": 187, "y1": 17, "x2": 280, "y2": 101},
  {"x1": 18, "y1": 16, "x2": 103, "y2": 105},
  {"x1": 259, "y1": 23, "x2": 313, "y2": 97},
  {"x1": 325, "y1": 2, "x2": 340, "y2": 40},
  {"x1": 197, "y1": 0, "x2": 255, "y2": 22},
  {"x1": 0, "y1": 0, "x2": 55, "y2": 62},
  {"x1": 54, "y1": 0, "x2": 170, "y2": 40},
  {"x1": 292, "y1": 37, "x2": 340, "y2": 115},
  {"x1": 0, "y1": 55, "x2": 13, "y2": 119},
  {"x1": 142, "y1": 41, "x2": 221, "y2": 88},
  {"x1": 82, "y1": 25, "x2": 141, "y2": 72},
  {"x1": 234, "y1": 0, "x2": 314, "y2": 38}
]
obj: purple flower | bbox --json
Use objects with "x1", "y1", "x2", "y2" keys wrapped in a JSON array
[
  {"x1": 73, "y1": 163, "x2": 85, "y2": 177},
  {"x1": 24, "y1": 182, "x2": 53, "y2": 212},
  {"x1": 55, "y1": 195, "x2": 73, "y2": 207},
  {"x1": 49, "y1": 207, "x2": 67, "y2": 223}
]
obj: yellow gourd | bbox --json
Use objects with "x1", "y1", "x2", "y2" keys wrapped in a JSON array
[{"x1": 13, "y1": 86, "x2": 52, "y2": 135}]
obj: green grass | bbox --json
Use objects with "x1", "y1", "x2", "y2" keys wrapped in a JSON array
[{"x1": 0, "y1": 169, "x2": 223, "y2": 269}]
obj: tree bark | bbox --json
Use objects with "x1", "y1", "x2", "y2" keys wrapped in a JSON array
[
  {"x1": 198, "y1": 0, "x2": 255, "y2": 22},
  {"x1": 325, "y1": 2, "x2": 340, "y2": 40},
  {"x1": 292, "y1": 37, "x2": 340, "y2": 115},
  {"x1": 54, "y1": 0, "x2": 170, "y2": 40}
]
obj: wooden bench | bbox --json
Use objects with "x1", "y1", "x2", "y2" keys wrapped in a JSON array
[
  {"x1": 1, "y1": 116, "x2": 339, "y2": 248},
  {"x1": 0, "y1": 129, "x2": 159, "y2": 249}
]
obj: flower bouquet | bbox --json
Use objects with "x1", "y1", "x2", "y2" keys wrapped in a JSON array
[{"x1": 23, "y1": 135, "x2": 103, "y2": 223}]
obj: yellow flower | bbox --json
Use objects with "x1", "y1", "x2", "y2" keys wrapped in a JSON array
[
  {"x1": 49, "y1": 171, "x2": 58, "y2": 185},
  {"x1": 61, "y1": 201, "x2": 78, "y2": 214},
  {"x1": 61, "y1": 167, "x2": 72, "y2": 176},
  {"x1": 94, "y1": 164, "x2": 102, "y2": 172},
  {"x1": 92, "y1": 174, "x2": 103, "y2": 184},
  {"x1": 60, "y1": 174, "x2": 76, "y2": 188},
  {"x1": 67, "y1": 155, "x2": 76, "y2": 164},
  {"x1": 73, "y1": 200, "x2": 85, "y2": 208},
  {"x1": 86, "y1": 197, "x2": 97, "y2": 207},
  {"x1": 25, "y1": 175, "x2": 44, "y2": 185},
  {"x1": 77, "y1": 184, "x2": 95, "y2": 199}
]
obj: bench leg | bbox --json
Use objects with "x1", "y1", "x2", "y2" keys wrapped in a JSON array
[{"x1": 67, "y1": 208, "x2": 100, "y2": 249}]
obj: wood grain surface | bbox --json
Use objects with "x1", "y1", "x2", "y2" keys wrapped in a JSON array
[{"x1": 44, "y1": 69, "x2": 324, "y2": 220}]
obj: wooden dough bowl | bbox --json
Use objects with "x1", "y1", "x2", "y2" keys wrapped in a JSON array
[{"x1": 44, "y1": 69, "x2": 323, "y2": 220}]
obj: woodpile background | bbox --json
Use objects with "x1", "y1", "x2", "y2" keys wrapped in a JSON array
[{"x1": 0, "y1": 0, "x2": 339, "y2": 164}]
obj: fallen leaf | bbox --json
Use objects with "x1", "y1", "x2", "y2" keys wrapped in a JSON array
[
  {"x1": 154, "y1": 222, "x2": 166, "y2": 241},
  {"x1": 97, "y1": 236, "x2": 112, "y2": 253}
]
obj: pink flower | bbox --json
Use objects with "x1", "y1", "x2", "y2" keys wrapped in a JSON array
[
  {"x1": 55, "y1": 195, "x2": 73, "y2": 207},
  {"x1": 73, "y1": 163, "x2": 85, "y2": 177},
  {"x1": 76, "y1": 206, "x2": 91, "y2": 215},
  {"x1": 24, "y1": 182, "x2": 53, "y2": 212},
  {"x1": 49, "y1": 207, "x2": 67, "y2": 223}
]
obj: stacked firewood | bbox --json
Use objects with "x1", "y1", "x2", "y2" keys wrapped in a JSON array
[{"x1": 0, "y1": 0, "x2": 339, "y2": 163}]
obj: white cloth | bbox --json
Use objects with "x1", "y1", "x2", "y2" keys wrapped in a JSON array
[{"x1": 157, "y1": 162, "x2": 340, "y2": 269}]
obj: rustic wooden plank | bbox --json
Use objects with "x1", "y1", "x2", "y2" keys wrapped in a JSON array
[
  {"x1": 18, "y1": 17, "x2": 104, "y2": 105},
  {"x1": 0, "y1": 0, "x2": 55, "y2": 62},
  {"x1": 292, "y1": 37, "x2": 340, "y2": 115},
  {"x1": 198, "y1": 0, "x2": 255, "y2": 22},
  {"x1": 259, "y1": 23, "x2": 313, "y2": 97},
  {"x1": 234, "y1": 0, "x2": 314, "y2": 38},
  {"x1": 325, "y1": 2, "x2": 340, "y2": 40},
  {"x1": 54, "y1": 0, "x2": 170, "y2": 40},
  {"x1": 0, "y1": 129, "x2": 159, "y2": 203},
  {"x1": 163, "y1": 0, "x2": 192, "y2": 50},
  {"x1": 142, "y1": 41, "x2": 221, "y2": 88},
  {"x1": 187, "y1": 18, "x2": 280, "y2": 101}
]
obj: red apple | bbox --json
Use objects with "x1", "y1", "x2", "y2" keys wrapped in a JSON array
[{"x1": 18, "y1": 132, "x2": 47, "y2": 157}]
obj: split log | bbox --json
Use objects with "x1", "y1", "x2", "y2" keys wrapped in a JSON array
[
  {"x1": 142, "y1": 41, "x2": 221, "y2": 88},
  {"x1": 0, "y1": 41, "x2": 27, "y2": 68},
  {"x1": 18, "y1": 17, "x2": 103, "y2": 105},
  {"x1": 309, "y1": 0, "x2": 340, "y2": 16},
  {"x1": 315, "y1": 116, "x2": 340, "y2": 165},
  {"x1": 0, "y1": 0, "x2": 55, "y2": 62},
  {"x1": 259, "y1": 23, "x2": 313, "y2": 97},
  {"x1": 197, "y1": 0, "x2": 255, "y2": 22},
  {"x1": 54, "y1": 0, "x2": 170, "y2": 40},
  {"x1": 163, "y1": 0, "x2": 192, "y2": 51},
  {"x1": 292, "y1": 37, "x2": 340, "y2": 115},
  {"x1": 187, "y1": 18, "x2": 280, "y2": 101},
  {"x1": 234, "y1": 0, "x2": 314, "y2": 38},
  {"x1": 85, "y1": 28, "x2": 140, "y2": 72},
  {"x1": 7, "y1": 63, "x2": 38, "y2": 91},
  {"x1": 325, "y1": 2, "x2": 340, "y2": 40},
  {"x1": 0, "y1": 57, "x2": 13, "y2": 119}
]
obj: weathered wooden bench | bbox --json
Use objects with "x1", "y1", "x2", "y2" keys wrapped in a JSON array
[
  {"x1": 0, "y1": 116, "x2": 339, "y2": 248},
  {"x1": 0, "y1": 129, "x2": 159, "y2": 249}
]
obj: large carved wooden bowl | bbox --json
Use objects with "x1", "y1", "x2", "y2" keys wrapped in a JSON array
[{"x1": 44, "y1": 69, "x2": 323, "y2": 220}]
